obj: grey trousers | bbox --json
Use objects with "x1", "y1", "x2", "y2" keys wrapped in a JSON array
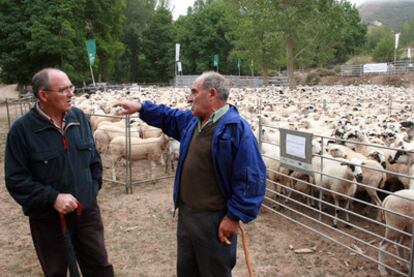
[{"x1": 177, "y1": 204, "x2": 237, "y2": 277}]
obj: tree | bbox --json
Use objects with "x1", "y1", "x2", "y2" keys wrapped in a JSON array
[
  {"x1": 0, "y1": 0, "x2": 32, "y2": 85},
  {"x1": 400, "y1": 21, "x2": 414, "y2": 47},
  {"x1": 26, "y1": 0, "x2": 89, "y2": 83},
  {"x1": 372, "y1": 34, "x2": 394, "y2": 62},
  {"x1": 175, "y1": 0, "x2": 236, "y2": 75},
  {"x1": 227, "y1": 0, "x2": 284, "y2": 83},
  {"x1": 366, "y1": 26, "x2": 394, "y2": 51},
  {"x1": 115, "y1": 0, "x2": 156, "y2": 82},
  {"x1": 139, "y1": 5, "x2": 175, "y2": 82},
  {"x1": 331, "y1": 1, "x2": 367, "y2": 64},
  {"x1": 83, "y1": 0, "x2": 125, "y2": 82},
  {"x1": 0, "y1": 0, "x2": 125, "y2": 86}
]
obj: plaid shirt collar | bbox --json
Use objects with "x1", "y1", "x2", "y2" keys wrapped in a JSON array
[{"x1": 35, "y1": 101, "x2": 66, "y2": 132}]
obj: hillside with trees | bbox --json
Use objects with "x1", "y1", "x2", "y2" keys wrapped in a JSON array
[{"x1": 358, "y1": 0, "x2": 414, "y2": 32}]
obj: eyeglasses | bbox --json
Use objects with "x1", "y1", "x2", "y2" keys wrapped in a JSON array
[{"x1": 43, "y1": 85, "x2": 75, "y2": 95}]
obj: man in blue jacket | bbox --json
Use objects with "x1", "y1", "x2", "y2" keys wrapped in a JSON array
[
  {"x1": 4, "y1": 68, "x2": 114, "y2": 276},
  {"x1": 115, "y1": 71, "x2": 266, "y2": 276}
]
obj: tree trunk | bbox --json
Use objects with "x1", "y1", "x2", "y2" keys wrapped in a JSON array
[
  {"x1": 263, "y1": 64, "x2": 269, "y2": 86},
  {"x1": 285, "y1": 33, "x2": 296, "y2": 90}
]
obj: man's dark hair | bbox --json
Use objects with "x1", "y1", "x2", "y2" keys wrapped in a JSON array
[
  {"x1": 200, "y1": 71, "x2": 230, "y2": 102},
  {"x1": 32, "y1": 68, "x2": 53, "y2": 98}
]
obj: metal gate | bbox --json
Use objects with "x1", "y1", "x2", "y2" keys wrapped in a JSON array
[{"x1": 258, "y1": 117, "x2": 414, "y2": 277}]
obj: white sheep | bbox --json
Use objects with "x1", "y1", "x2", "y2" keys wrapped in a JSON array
[
  {"x1": 378, "y1": 189, "x2": 414, "y2": 276},
  {"x1": 313, "y1": 154, "x2": 363, "y2": 228},
  {"x1": 108, "y1": 134, "x2": 169, "y2": 181},
  {"x1": 328, "y1": 144, "x2": 386, "y2": 220}
]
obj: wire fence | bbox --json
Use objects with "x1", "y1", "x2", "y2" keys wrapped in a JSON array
[
  {"x1": 341, "y1": 60, "x2": 414, "y2": 77},
  {"x1": 258, "y1": 119, "x2": 414, "y2": 277}
]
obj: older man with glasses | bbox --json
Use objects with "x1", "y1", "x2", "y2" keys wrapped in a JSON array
[{"x1": 4, "y1": 68, "x2": 114, "y2": 276}]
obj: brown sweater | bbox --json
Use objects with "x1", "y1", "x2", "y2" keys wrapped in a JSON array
[{"x1": 179, "y1": 122, "x2": 226, "y2": 211}]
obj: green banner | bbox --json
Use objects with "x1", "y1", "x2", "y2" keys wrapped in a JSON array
[
  {"x1": 85, "y1": 39, "x2": 96, "y2": 65},
  {"x1": 237, "y1": 58, "x2": 241, "y2": 69},
  {"x1": 213, "y1": 54, "x2": 219, "y2": 67}
]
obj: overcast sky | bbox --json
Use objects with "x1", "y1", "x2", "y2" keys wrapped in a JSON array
[{"x1": 170, "y1": 0, "x2": 367, "y2": 20}]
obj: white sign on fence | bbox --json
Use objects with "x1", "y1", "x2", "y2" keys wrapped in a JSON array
[
  {"x1": 363, "y1": 63, "x2": 388, "y2": 74},
  {"x1": 280, "y1": 129, "x2": 313, "y2": 174}
]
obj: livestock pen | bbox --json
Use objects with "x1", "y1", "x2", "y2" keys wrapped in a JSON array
[{"x1": 5, "y1": 84, "x2": 414, "y2": 276}]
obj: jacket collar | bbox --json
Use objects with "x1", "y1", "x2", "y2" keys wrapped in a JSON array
[
  {"x1": 220, "y1": 104, "x2": 241, "y2": 124},
  {"x1": 30, "y1": 105, "x2": 80, "y2": 133}
]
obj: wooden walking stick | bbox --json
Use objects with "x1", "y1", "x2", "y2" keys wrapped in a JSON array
[{"x1": 223, "y1": 223, "x2": 254, "y2": 277}]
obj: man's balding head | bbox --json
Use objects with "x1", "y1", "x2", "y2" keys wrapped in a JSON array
[
  {"x1": 32, "y1": 68, "x2": 65, "y2": 98},
  {"x1": 197, "y1": 71, "x2": 230, "y2": 102}
]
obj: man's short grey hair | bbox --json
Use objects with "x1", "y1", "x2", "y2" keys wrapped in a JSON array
[
  {"x1": 199, "y1": 71, "x2": 230, "y2": 102},
  {"x1": 32, "y1": 68, "x2": 54, "y2": 98}
]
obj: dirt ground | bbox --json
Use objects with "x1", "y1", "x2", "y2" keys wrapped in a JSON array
[{"x1": 0, "y1": 100, "x2": 396, "y2": 277}]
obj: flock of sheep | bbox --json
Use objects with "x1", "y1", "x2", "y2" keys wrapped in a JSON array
[{"x1": 73, "y1": 84, "x2": 414, "y2": 276}]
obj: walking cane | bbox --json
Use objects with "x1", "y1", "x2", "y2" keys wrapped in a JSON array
[
  {"x1": 59, "y1": 202, "x2": 82, "y2": 277},
  {"x1": 223, "y1": 224, "x2": 254, "y2": 277}
]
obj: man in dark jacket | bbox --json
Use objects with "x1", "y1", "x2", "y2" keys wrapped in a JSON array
[
  {"x1": 4, "y1": 68, "x2": 114, "y2": 276},
  {"x1": 115, "y1": 71, "x2": 266, "y2": 277}
]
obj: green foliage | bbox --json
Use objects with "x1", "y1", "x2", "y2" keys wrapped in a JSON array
[
  {"x1": 331, "y1": 1, "x2": 367, "y2": 64},
  {"x1": 175, "y1": 0, "x2": 236, "y2": 74},
  {"x1": 139, "y1": 6, "x2": 175, "y2": 82},
  {"x1": 227, "y1": 0, "x2": 284, "y2": 77},
  {"x1": 115, "y1": 0, "x2": 156, "y2": 82},
  {"x1": 372, "y1": 33, "x2": 394, "y2": 62},
  {"x1": 400, "y1": 21, "x2": 414, "y2": 47},
  {"x1": 0, "y1": 0, "x2": 33, "y2": 84},
  {"x1": 225, "y1": 0, "x2": 366, "y2": 88},
  {"x1": 0, "y1": 0, "x2": 125, "y2": 85},
  {"x1": 366, "y1": 26, "x2": 394, "y2": 51}
]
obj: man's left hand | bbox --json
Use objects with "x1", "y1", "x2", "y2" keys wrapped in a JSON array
[{"x1": 218, "y1": 215, "x2": 239, "y2": 245}]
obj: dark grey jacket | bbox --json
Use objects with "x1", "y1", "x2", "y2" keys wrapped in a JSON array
[{"x1": 4, "y1": 106, "x2": 102, "y2": 218}]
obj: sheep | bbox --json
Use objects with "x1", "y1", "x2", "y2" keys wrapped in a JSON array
[
  {"x1": 343, "y1": 129, "x2": 379, "y2": 156},
  {"x1": 108, "y1": 134, "x2": 169, "y2": 181},
  {"x1": 328, "y1": 144, "x2": 386, "y2": 220},
  {"x1": 368, "y1": 150, "x2": 410, "y2": 191},
  {"x1": 93, "y1": 124, "x2": 140, "y2": 154},
  {"x1": 312, "y1": 154, "x2": 363, "y2": 228},
  {"x1": 378, "y1": 189, "x2": 414, "y2": 276},
  {"x1": 388, "y1": 145, "x2": 414, "y2": 189},
  {"x1": 139, "y1": 122, "x2": 163, "y2": 138},
  {"x1": 165, "y1": 139, "x2": 180, "y2": 173}
]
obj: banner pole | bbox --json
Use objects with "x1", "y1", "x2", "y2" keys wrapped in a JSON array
[{"x1": 90, "y1": 63, "x2": 96, "y2": 87}]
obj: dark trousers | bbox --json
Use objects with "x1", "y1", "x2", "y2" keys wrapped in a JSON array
[
  {"x1": 177, "y1": 204, "x2": 237, "y2": 277},
  {"x1": 29, "y1": 203, "x2": 114, "y2": 277}
]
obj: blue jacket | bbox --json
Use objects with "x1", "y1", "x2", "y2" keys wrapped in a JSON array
[
  {"x1": 140, "y1": 101, "x2": 266, "y2": 223},
  {"x1": 4, "y1": 106, "x2": 102, "y2": 218}
]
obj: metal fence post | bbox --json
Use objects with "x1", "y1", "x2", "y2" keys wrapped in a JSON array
[
  {"x1": 319, "y1": 137, "x2": 324, "y2": 221},
  {"x1": 258, "y1": 114, "x2": 263, "y2": 154},
  {"x1": 410, "y1": 219, "x2": 414, "y2": 277},
  {"x1": 125, "y1": 115, "x2": 133, "y2": 194},
  {"x1": 388, "y1": 95, "x2": 392, "y2": 116},
  {"x1": 6, "y1": 99, "x2": 11, "y2": 128}
]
